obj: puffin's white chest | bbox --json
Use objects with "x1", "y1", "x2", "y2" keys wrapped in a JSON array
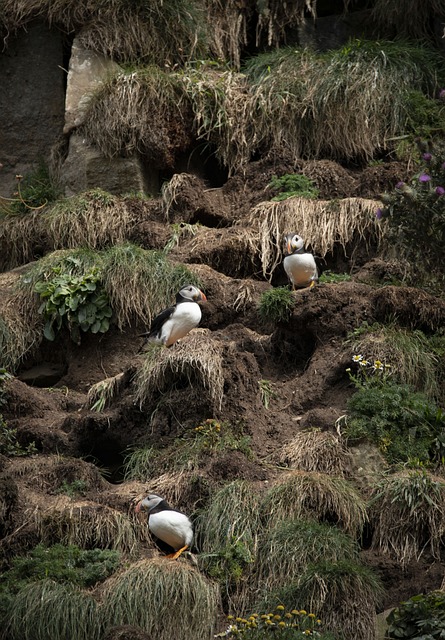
[
  {"x1": 149, "y1": 511, "x2": 193, "y2": 550},
  {"x1": 284, "y1": 253, "x2": 318, "y2": 287},
  {"x1": 161, "y1": 302, "x2": 202, "y2": 347}
]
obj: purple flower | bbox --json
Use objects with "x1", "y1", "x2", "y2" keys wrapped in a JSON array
[
  {"x1": 395, "y1": 181, "x2": 405, "y2": 189},
  {"x1": 419, "y1": 173, "x2": 431, "y2": 183},
  {"x1": 422, "y1": 153, "x2": 432, "y2": 162},
  {"x1": 375, "y1": 208, "x2": 383, "y2": 219},
  {"x1": 439, "y1": 88, "x2": 445, "y2": 101},
  {"x1": 436, "y1": 186, "x2": 445, "y2": 196}
]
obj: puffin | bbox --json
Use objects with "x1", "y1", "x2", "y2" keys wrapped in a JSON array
[
  {"x1": 135, "y1": 494, "x2": 193, "y2": 559},
  {"x1": 283, "y1": 233, "x2": 319, "y2": 289},
  {"x1": 140, "y1": 284, "x2": 206, "y2": 348}
]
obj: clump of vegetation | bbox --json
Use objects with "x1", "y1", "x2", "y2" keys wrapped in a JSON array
[
  {"x1": 318, "y1": 271, "x2": 351, "y2": 284},
  {"x1": 344, "y1": 354, "x2": 445, "y2": 465},
  {"x1": 0, "y1": 163, "x2": 60, "y2": 216},
  {"x1": 258, "y1": 287, "x2": 295, "y2": 324},
  {"x1": 370, "y1": 470, "x2": 445, "y2": 565},
  {"x1": 279, "y1": 430, "x2": 352, "y2": 476},
  {"x1": 268, "y1": 174, "x2": 319, "y2": 201},
  {"x1": 35, "y1": 266, "x2": 112, "y2": 344},
  {"x1": 0, "y1": 544, "x2": 119, "y2": 636},
  {"x1": 101, "y1": 558, "x2": 219, "y2": 640},
  {"x1": 55, "y1": 479, "x2": 89, "y2": 498},
  {"x1": 262, "y1": 471, "x2": 367, "y2": 538},
  {"x1": 386, "y1": 590, "x2": 445, "y2": 639},
  {"x1": 377, "y1": 142, "x2": 445, "y2": 283}
]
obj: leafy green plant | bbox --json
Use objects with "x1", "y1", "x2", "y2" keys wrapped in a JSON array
[
  {"x1": 344, "y1": 355, "x2": 445, "y2": 464},
  {"x1": 35, "y1": 267, "x2": 112, "y2": 343},
  {"x1": 386, "y1": 591, "x2": 445, "y2": 639},
  {"x1": 203, "y1": 537, "x2": 253, "y2": 587},
  {"x1": 268, "y1": 174, "x2": 319, "y2": 201},
  {"x1": 0, "y1": 421, "x2": 37, "y2": 457},
  {"x1": 258, "y1": 287, "x2": 295, "y2": 324},
  {"x1": 318, "y1": 271, "x2": 351, "y2": 284},
  {"x1": 55, "y1": 479, "x2": 88, "y2": 498},
  {"x1": 377, "y1": 141, "x2": 445, "y2": 282},
  {"x1": 258, "y1": 380, "x2": 276, "y2": 409}
]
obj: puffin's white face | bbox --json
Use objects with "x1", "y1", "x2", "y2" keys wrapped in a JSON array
[
  {"x1": 178, "y1": 285, "x2": 207, "y2": 303},
  {"x1": 283, "y1": 233, "x2": 305, "y2": 256},
  {"x1": 135, "y1": 494, "x2": 163, "y2": 514}
]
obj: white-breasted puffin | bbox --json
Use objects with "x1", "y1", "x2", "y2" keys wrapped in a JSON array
[
  {"x1": 140, "y1": 284, "x2": 206, "y2": 348},
  {"x1": 283, "y1": 233, "x2": 319, "y2": 289},
  {"x1": 135, "y1": 494, "x2": 193, "y2": 559}
]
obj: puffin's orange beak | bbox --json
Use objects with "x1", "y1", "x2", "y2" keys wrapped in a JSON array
[
  {"x1": 135, "y1": 501, "x2": 142, "y2": 513},
  {"x1": 198, "y1": 290, "x2": 207, "y2": 302},
  {"x1": 287, "y1": 239, "x2": 293, "y2": 255}
]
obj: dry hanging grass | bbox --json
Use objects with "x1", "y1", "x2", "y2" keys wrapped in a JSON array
[
  {"x1": 44, "y1": 190, "x2": 133, "y2": 251},
  {"x1": 86, "y1": 372, "x2": 129, "y2": 412},
  {"x1": 370, "y1": 470, "x2": 445, "y2": 565},
  {"x1": 255, "y1": 0, "x2": 316, "y2": 48},
  {"x1": 36, "y1": 500, "x2": 142, "y2": 554},
  {"x1": 253, "y1": 518, "x2": 359, "y2": 594},
  {"x1": 205, "y1": 0, "x2": 250, "y2": 69},
  {"x1": 262, "y1": 471, "x2": 367, "y2": 538},
  {"x1": 0, "y1": 0, "x2": 207, "y2": 65},
  {"x1": 6, "y1": 580, "x2": 101, "y2": 640},
  {"x1": 0, "y1": 209, "x2": 45, "y2": 271},
  {"x1": 102, "y1": 558, "x2": 220, "y2": 640},
  {"x1": 248, "y1": 197, "x2": 381, "y2": 280},
  {"x1": 279, "y1": 430, "x2": 353, "y2": 476},
  {"x1": 135, "y1": 332, "x2": 224, "y2": 412},
  {"x1": 80, "y1": 68, "x2": 192, "y2": 167},
  {"x1": 371, "y1": 0, "x2": 445, "y2": 39}
]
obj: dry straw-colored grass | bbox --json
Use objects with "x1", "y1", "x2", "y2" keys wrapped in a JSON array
[
  {"x1": 135, "y1": 331, "x2": 224, "y2": 412},
  {"x1": 279, "y1": 429, "x2": 353, "y2": 476},
  {"x1": 247, "y1": 197, "x2": 381, "y2": 280},
  {"x1": 371, "y1": 0, "x2": 445, "y2": 39},
  {"x1": 86, "y1": 372, "x2": 129, "y2": 412},
  {"x1": 0, "y1": 209, "x2": 44, "y2": 271},
  {"x1": 6, "y1": 580, "x2": 101, "y2": 640},
  {"x1": 262, "y1": 471, "x2": 367, "y2": 538},
  {"x1": 370, "y1": 470, "x2": 445, "y2": 565},
  {"x1": 101, "y1": 558, "x2": 220, "y2": 640},
  {"x1": 80, "y1": 68, "x2": 192, "y2": 167},
  {"x1": 0, "y1": 0, "x2": 207, "y2": 65},
  {"x1": 35, "y1": 500, "x2": 143, "y2": 554}
]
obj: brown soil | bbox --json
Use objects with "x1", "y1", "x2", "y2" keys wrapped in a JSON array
[{"x1": 1, "y1": 156, "x2": 444, "y2": 617}]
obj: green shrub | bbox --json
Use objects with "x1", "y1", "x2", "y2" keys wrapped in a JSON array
[
  {"x1": 35, "y1": 267, "x2": 112, "y2": 343},
  {"x1": 222, "y1": 605, "x2": 332, "y2": 639},
  {"x1": 258, "y1": 288, "x2": 295, "y2": 324},
  {"x1": 345, "y1": 364, "x2": 445, "y2": 464},
  {"x1": 0, "y1": 420, "x2": 37, "y2": 457},
  {"x1": 0, "y1": 163, "x2": 60, "y2": 216},
  {"x1": 377, "y1": 142, "x2": 445, "y2": 282},
  {"x1": 268, "y1": 174, "x2": 319, "y2": 201},
  {"x1": 387, "y1": 591, "x2": 445, "y2": 639},
  {"x1": 55, "y1": 479, "x2": 89, "y2": 498}
]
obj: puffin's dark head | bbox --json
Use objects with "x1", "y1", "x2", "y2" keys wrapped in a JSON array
[
  {"x1": 176, "y1": 284, "x2": 207, "y2": 304},
  {"x1": 135, "y1": 494, "x2": 166, "y2": 514},
  {"x1": 283, "y1": 233, "x2": 305, "y2": 256}
]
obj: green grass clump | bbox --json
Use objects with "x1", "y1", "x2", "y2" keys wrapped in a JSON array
[
  {"x1": 5, "y1": 580, "x2": 101, "y2": 640},
  {"x1": 253, "y1": 519, "x2": 359, "y2": 594},
  {"x1": 269, "y1": 174, "x2": 319, "y2": 201},
  {"x1": 319, "y1": 271, "x2": 351, "y2": 284},
  {"x1": 102, "y1": 558, "x2": 219, "y2": 640},
  {"x1": 258, "y1": 287, "x2": 295, "y2": 324}
]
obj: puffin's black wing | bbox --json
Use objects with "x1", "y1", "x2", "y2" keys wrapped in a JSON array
[
  {"x1": 314, "y1": 255, "x2": 325, "y2": 278},
  {"x1": 140, "y1": 305, "x2": 175, "y2": 339}
]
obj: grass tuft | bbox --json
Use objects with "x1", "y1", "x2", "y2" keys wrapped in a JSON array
[
  {"x1": 102, "y1": 558, "x2": 219, "y2": 640},
  {"x1": 279, "y1": 430, "x2": 352, "y2": 476},
  {"x1": 262, "y1": 471, "x2": 367, "y2": 538},
  {"x1": 258, "y1": 287, "x2": 295, "y2": 324}
]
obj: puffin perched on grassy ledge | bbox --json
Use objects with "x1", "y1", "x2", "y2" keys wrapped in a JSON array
[
  {"x1": 140, "y1": 284, "x2": 207, "y2": 348},
  {"x1": 135, "y1": 494, "x2": 194, "y2": 559},
  {"x1": 283, "y1": 233, "x2": 319, "y2": 290}
]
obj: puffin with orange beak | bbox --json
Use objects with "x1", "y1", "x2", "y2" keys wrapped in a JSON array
[
  {"x1": 135, "y1": 494, "x2": 193, "y2": 559},
  {"x1": 140, "y1": 284, "x2": 206, "y2": 348},
  {"x1": 283, "y1": 233, "x2": 319, "y2": 290}
]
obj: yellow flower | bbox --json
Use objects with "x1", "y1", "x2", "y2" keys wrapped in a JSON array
[
  {"x1": 278, "y1": 621, "x2": 286, "y2": 627},
  {"x1": 276, "y1": 605, "x2": 285, "y2": 611},
  {"x1": 260, "y1": 615, "x2": 268, "y2": 620},
  {"x1": 285, "y1": 612, "x2": 292, "y2": 619},
  {"x1": 373, "y1": 360, "x2": 384, "y2": 371},
  {"x1": 300, "y1": 610, "x2": 307, "y2": 615},
  {"x1": 273, "y1": 614, "x2": 281, "y2": 620},
  {"x1": 308, "y1": 613, "x2": 316, "y2": 618},
  {"x1": 291, "y1": 610, "x2": 299, "y2": 615},
  {"x1": 265, "y1": 619, "x2": 274, "y2": 625},
  {"x1": 227, "y1": 615, "x2": 234, "y2": 620},
  {"x1": 316, "y1": 619, "x2": 322, "y2": 625}
]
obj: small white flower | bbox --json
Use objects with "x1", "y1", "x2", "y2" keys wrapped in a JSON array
[{"x1": 352, "y1": 354, "x2": 363, "y2": 362}]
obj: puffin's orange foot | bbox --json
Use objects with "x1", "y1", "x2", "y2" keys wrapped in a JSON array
[
  {"x1": 166, "y1": 545, "x2": 189, "y2": 560},
  {"x1": 309, "y1": 281, "x2": 316, "y2": 289}
]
